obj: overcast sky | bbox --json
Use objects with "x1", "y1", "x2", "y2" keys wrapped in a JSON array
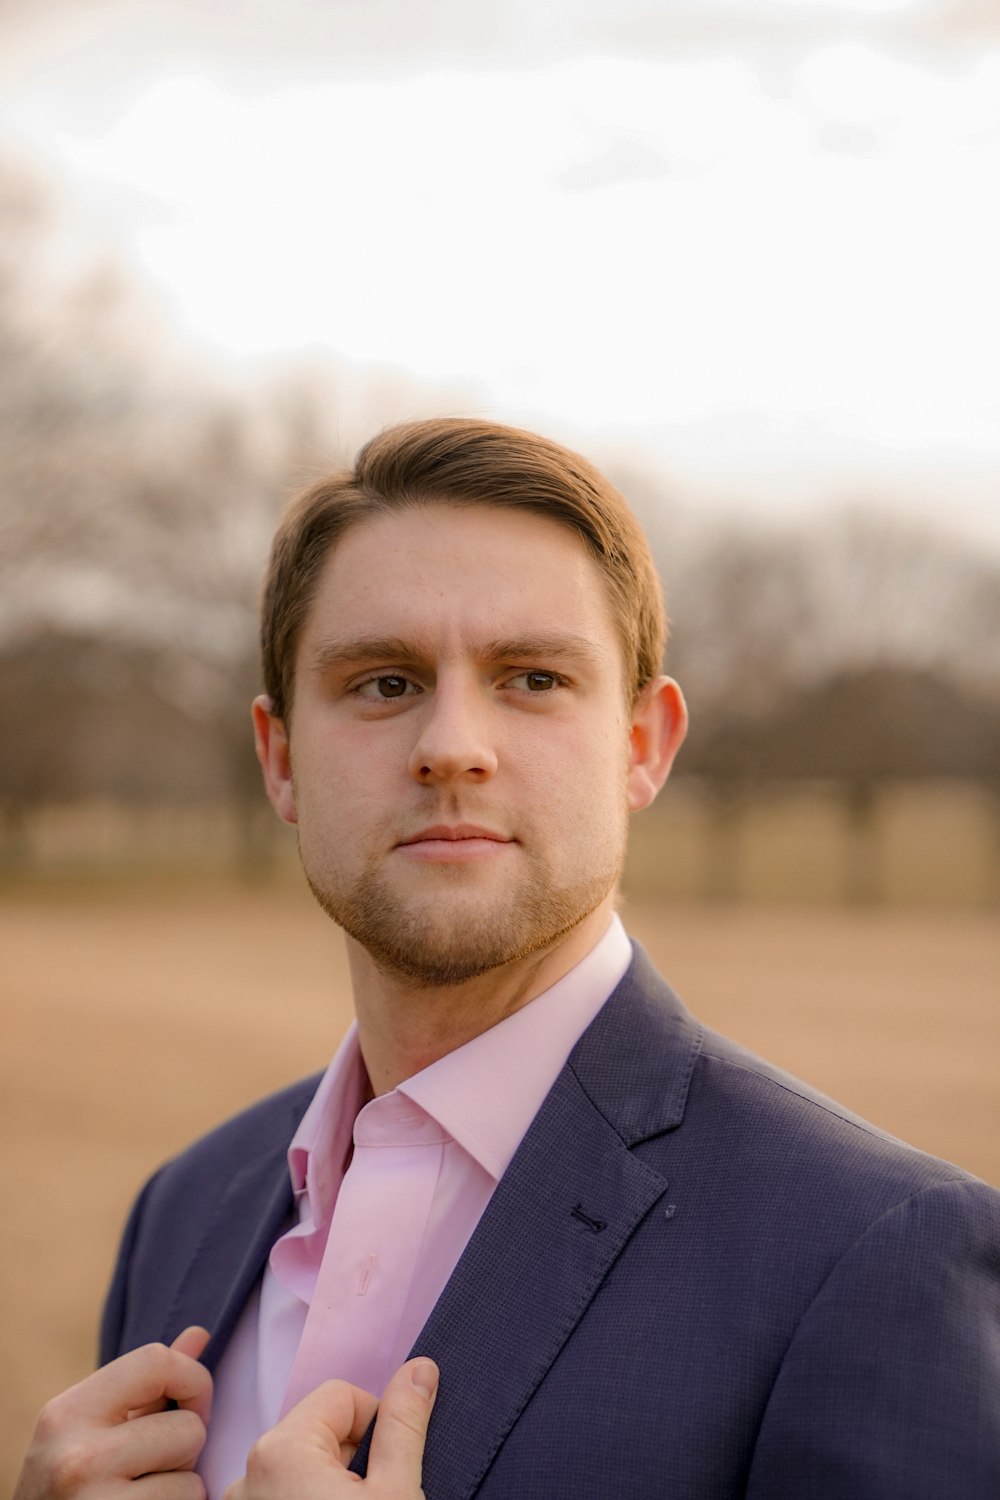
[{"x1": 2, "y1": 0, "x2": 998, "y2": 546}]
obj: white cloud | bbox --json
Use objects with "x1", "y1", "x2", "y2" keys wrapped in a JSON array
[{"x1": 3, "y1": 40, "x2": 997, "y2": 536}]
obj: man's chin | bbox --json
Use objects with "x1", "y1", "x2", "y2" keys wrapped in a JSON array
[
  {"x1": 340, "y1": 908, "x2": 557, "y2": 988},
  {"x1": 305, "y1": 873, "x2": 612, "y2": 988}
]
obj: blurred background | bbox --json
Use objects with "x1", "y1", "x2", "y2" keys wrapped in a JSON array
[{"x1": 1, "y1": 0, "x2": 998, "y2": 1485}]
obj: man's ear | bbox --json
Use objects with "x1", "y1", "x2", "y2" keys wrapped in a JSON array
[
  {"x1": 627, "y1": 676, "x2": 688, "y2": 813},
  {"x1": 252, "y1": 695, "x2": 297, "y2": 825}
]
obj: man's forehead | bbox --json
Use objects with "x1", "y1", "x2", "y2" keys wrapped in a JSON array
[
  {"x1": 342, "y1": 496, "x2": 595, "y2": 555},
  {"x1": 312, "y1": 505, "x2": 612, "y2": 616},
  {"x1": 291, "y1": 500, "x2": 629, "y2": 690}
]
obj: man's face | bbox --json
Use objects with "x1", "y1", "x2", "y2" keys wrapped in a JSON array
[{"x1": 256, "y1": 503, "x2": 682, "y2": 985}]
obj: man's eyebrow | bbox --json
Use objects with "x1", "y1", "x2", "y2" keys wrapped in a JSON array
[
  {"x1": 308, "y1": 637, "x2": 420, "y2": 674},
  {"x1": 307, "y1": 633, "x2": 606, "y2": 675},
  {"x1": 478, "y1": 635, "x2": 607, "y2": 666}
]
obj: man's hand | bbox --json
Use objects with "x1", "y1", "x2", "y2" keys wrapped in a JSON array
[
  {"x1": 13, "y1": 1325, "x2": 213, "y2": 1498},
  {"x1": 224, "y1": 1357, "x2": 439, "y2": 1500}
]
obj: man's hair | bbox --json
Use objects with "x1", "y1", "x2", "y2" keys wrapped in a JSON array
[{"x1": 260, "y1": 416, "x2": 667, "y2": 721}]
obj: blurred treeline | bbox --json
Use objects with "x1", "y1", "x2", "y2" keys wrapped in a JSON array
[{"x1": 2, "y1": 148, "x2": 998, "y2": 904}]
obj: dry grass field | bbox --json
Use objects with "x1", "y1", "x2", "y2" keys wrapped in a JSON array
[{"x1": 2, "y1": 878, "x2": 998, "y2": 1488}]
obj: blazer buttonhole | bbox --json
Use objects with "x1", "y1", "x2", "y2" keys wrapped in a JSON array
[{"x1": 570, "y1": 1203, "x2": 608, "y2": 1233}]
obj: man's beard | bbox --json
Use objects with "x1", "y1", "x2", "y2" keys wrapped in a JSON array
[{"x1": 302, "y1": 839, "x2": 625, "y2": 987}]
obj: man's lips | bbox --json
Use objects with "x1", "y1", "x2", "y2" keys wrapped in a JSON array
[
  {"x1": 398, "y1": 825, "x2": 511, "y2": 845},
  {"x1": 395, "y1": 825, "x2": 514, "y2": 861}
]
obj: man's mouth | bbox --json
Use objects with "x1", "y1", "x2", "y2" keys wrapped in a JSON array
[{"x1": 395, "y1": 825, "x2": 515, "y2": 861}]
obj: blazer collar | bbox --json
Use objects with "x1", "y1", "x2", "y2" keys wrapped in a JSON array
[{"x1": 566, "y1": 940, "x2": 703, "y2": 1145}]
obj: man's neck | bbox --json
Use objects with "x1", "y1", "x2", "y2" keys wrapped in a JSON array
[{"x1": 347, "y1": 896, "x2": 618, "y2": 1096}]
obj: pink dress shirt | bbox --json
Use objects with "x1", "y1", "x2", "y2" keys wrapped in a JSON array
[{"x1": 197, "y1": 916, "x2": 632, "y2": 1498}]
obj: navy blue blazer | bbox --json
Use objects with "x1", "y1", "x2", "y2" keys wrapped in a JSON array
[{"x1": 101, "y1": 946, "x2": 1000, "y2": 1497}]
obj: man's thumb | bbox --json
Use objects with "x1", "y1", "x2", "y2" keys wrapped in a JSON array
[
  {"x1": 366, "y1": 1358, "x2": 439, "y2": 1493},
  {"x1": 171, "y1": 1326, "x2": 212, "y2": 1361}
]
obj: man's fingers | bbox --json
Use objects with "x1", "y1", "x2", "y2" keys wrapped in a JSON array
[
  {"x1": 366, "y1": 1358, "x2": 438, "y2": 1495},
  {"x1": 64, "y1": 1340, "x2": 213, "y2": 1425},
  {"x1": 130, "y1": 1327, "x2": 214, "y2": 1420},
  {"x1": 17, "y1": 1362, "x2": 211, "y2": 1500},
  {"x1": 171, "y1": 1327, "x2": 213, "y2": 1426},
  {"x1": 112, "y1": 1407, "x2": 208, "y2": 1477},
  {"x1": 131, "y1": 1473, "x2": 207, "y2": 1500},
  {"x1": 224, "y1": 1365, "x2": 436, "y2": 1499},
  {"x1": 171, "y1": 1326, "x2": 212, "y2": 1361},
  {"x1": 236, "y1": 1378, "x2": 379, "y2": 1498},
  {"x1": 274, "y1": 1377, "x2": 380, "y2": 1459}
]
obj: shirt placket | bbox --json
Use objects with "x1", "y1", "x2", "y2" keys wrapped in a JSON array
[{"x1": 279, "y1": 1099, "x2": 447, "y2": 1414}]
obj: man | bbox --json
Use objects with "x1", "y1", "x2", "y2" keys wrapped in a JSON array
[{"x1": 16, "y1": 418, "x2": 1000, "y2": 1498}]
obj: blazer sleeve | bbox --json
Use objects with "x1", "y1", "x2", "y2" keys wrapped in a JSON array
[{"x1": 745, "y1": 1175, "x2": 1000, "y2": 1499}]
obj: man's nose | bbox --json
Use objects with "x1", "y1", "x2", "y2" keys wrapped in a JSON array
[{"x1": 407, "y1": 680, "x2": 499, "y2": 785}]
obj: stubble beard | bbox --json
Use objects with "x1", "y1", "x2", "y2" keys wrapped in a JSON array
[{"x1": 302, "y1": 832, "x2": 627, "y2": 987}]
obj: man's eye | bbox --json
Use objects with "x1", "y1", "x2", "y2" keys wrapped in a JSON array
[
  {"x1": 512, "y1": 671, "x2": 558, "y2": 692},
  {"x1": 357, "y1": 675, "x2": 414, "y2": 699}
]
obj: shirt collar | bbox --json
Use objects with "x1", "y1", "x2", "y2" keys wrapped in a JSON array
[
  {"x1": 399, "y1": 914, "x2": 631, "y2": 1181},
  {"x1": 286, "y1": 913, "x2": 632, "y2": 1218},
  {"x1": 287, "y1": 1024, "x2": 367, "y2": 1212}
]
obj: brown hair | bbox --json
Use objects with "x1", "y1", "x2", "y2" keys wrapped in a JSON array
[{"x1": 260, "y1": 417, "x2": 666, "y2": 721}]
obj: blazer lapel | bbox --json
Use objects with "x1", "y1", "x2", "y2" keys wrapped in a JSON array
[
  {"x1": 351, "y1": 945, "x2": 703, "y2": 1500},
  {"x1": 160, "y1": 1083, "x2": 318, "y2": 1371}
]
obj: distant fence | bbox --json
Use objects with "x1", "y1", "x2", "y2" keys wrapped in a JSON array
[
  {"x1": 626, "y1": 777, "x2": 997, "y2": 908},
  {"x1": 0, "y1": 797, "x2": 288, "y2": 883}
]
